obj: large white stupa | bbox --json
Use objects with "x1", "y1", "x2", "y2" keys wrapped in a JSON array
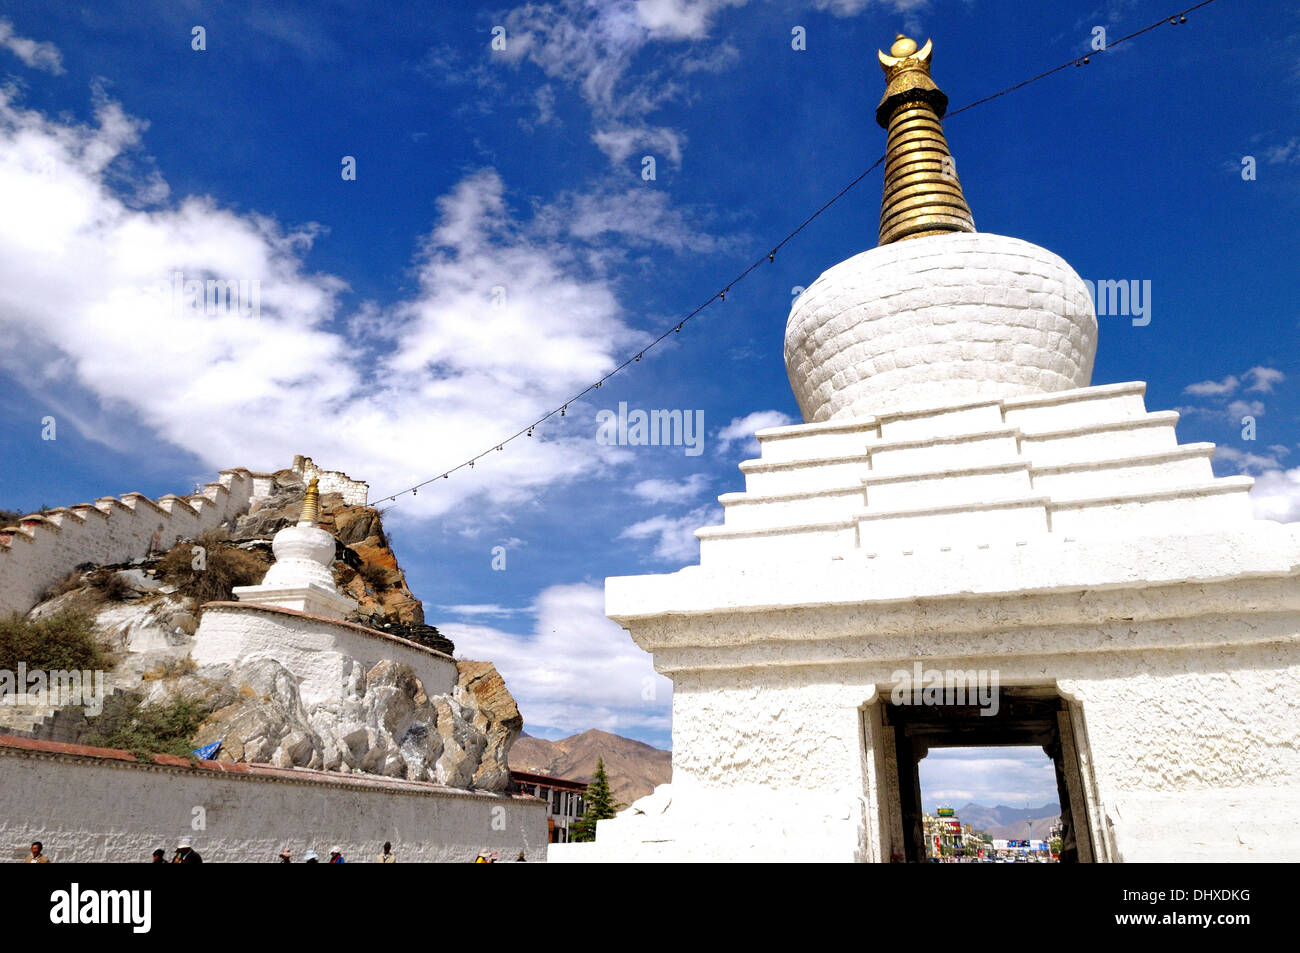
[{"x1": 551, "y1": 35, "x2": 1300, "y2": 863}]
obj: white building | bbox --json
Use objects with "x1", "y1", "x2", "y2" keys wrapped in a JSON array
[{"x1": 551, "y1": 34, "x2": 1300, "y2": 863}]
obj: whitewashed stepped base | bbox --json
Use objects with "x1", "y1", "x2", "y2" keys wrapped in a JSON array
[
  {"x1": 551, "y1": 380, "x2": 1300, "y2": 863},
  {"x1": 697, "y1": 382, "x2": 1252, "y2": 566}
]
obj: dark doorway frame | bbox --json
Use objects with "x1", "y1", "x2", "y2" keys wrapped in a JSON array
[{"x1": 882, "y1": 686, "x2": 1096, "y2": 863}]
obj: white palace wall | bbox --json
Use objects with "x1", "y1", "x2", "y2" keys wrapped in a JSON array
[
  {"x1": 0, "y1": 469, "x2": 260, "y2": 617},
  {"x1": 0, "y1": 735, "x2": 547, "y2": 863},
  {"x1": 0, "y1": 457, "x2": 370, "y2": 617}
]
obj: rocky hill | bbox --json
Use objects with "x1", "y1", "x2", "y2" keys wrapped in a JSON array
[
  {"x1": 3, "y1": 469, "x2": 522, "y2": 791},
  {"x1": 509, "y1": 728, "x2": 671, "y2": 807}
]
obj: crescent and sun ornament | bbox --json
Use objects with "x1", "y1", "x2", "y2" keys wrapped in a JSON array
[{"x1": 877, "y1": 34, "x2": 932, "y2": 70}]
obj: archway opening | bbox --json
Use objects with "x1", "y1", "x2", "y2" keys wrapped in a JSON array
[{"x1": 880, "y1": 686, "x2": 1095, "y2": 863}]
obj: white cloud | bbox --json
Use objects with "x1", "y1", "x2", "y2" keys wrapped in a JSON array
[
  {"x1": 434, "y1": 604, "x2": 528, "y2": 618},
  {"x1": 1245, "y1": 366, "x2": 1286, "y2": 392},
  {"x1": 631, "y1": 472, "x2": 711, "y2": 503},
  {"x1": 0, "y1": 19, "x2": 64, "y2": 74},
  {"x1": 460, "y1": 0, "x2": 932, "y2": 170},
  {"x1": 1250, "y1": 467, "x2": 1300, "y2": 522},
  {"x1": 590, "y1": 124, "x2": 685, "y2": 167},
  {"x1": 619, "y1": 504, "x2": 717, "y2": 562},
  {"x1": 0, "y1": 85, "x2": 653, "y2": 529},
  {"x1": 1182, "y1": 366, "x2": 1284, "y2": 403},
  {"x1": 1214, "y1": 445, "x2": 1285, "y2": 474},
  {"x1": 443, "y1": 582, "x2": 671, "y2": 739},
  {"x1": 532, "y1": 84, "x2": 557, "y2": 126},
  {"x1": 1264, "y1": 137, "x2": 1300, "y2": 166},
  {"x1": 716, "y1": 409, "x2": 795, "y2": 455},
  {"x1": 634, "y1": 0, "x2": 739, "y2": 39},
  {"x1": 1226, "y1": 399, "x2": 1266, "y2": 420},
  {"x1": 1183, "y1": 375, "x2": 1239, "y2": 397},
  {"x1": 918, "y1": 746, "x2": 1060, "y2": 812},
  {"x1": 533, "y1": 184, "x2": 732, "y2": 254},
  {"x1": 494, "y1": 0, "x2": 748, "y2": 166}
]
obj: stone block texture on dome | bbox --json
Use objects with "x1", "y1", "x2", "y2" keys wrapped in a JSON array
[{"x1": 785, "y1": 232, "x2": 1098, "y2": 422}]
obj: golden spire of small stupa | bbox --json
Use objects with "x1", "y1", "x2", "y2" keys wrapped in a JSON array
[
  {"x1": 876, "y1": 34, "x2": 975, "y2": 245},
  {"x1": 299, "y1": 477, "x2": 320, "y2": 526}
]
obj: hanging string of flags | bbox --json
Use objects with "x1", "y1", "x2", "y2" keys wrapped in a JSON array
[{"x1": 374, "y1": 0, "x2": 1221, "y2": 505}]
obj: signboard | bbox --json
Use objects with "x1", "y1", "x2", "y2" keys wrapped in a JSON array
[{"x1": 937, "y1": 807, "x2": 955, "y2": 817}]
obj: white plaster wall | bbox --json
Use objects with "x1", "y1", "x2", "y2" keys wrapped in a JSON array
[
  {"x1": 0, "y1": 750, "x2": 547, "y2": 863},
  {"x1": 193, "y1": 605, "x2": 457, "y2": 707},
  {"x1": 784, "y1": 232, "x2": 1098, "y2": 423},
  {"x1": 0, "y1": 471, "x2": 257, "y2": 617},
  {"x1": 295, "y1": 456, "x2": 369, "y2": 506},
  {"x1": 558, "y1": 626, "x2": 1300, "y2": 862},
  {"x1": 1059, "y1": 644, "x2": 1300, "y2": 861}
]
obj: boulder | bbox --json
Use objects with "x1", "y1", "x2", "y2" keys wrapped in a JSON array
[{"x1": 192, "y1": 659, "x2": 325, "y2": 769}]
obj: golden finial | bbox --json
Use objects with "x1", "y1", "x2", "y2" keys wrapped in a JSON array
[
  {"x1": 299, "y1": 477, "x2": 320, "y2": 526},
  {"x1": 875, "y1": 34, "x2": 975, "y2": 245}
]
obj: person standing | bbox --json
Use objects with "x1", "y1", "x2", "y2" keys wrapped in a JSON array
[
  {"x1": 327, "y1": 846, "x2": 345, "y2": 864},
  {"x1": 26, "y1": 841, "x2": 50, "y2": 863},
  {"x1": 172, "y1": 837, "x2": 203, "y2": 863},
  {"x1": 278, "y1": 848, "x2": 292, "y2": 863},
  {"x1": 151, "y1": 848, "x2": 166, "y2": 863},
  {"x1": 378, "y1": 842, "x2": 395, "y2": 863}
]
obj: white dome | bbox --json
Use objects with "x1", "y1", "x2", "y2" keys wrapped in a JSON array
[
  {"x1": 261, "y1": 524, "x2": 338, "y2": 592},
  {"x1": 784, "y1": 232, "x2": 1097, "y2": 422}
]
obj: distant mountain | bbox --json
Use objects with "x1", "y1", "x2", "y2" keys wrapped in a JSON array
[
  {"x1": 509, "y1": 729, "x2": 671, "y2": 807},
  {"x1": 986, "y1": 812, "x2": 1060, "y2": 841},
  {"x1": 938, "y1": 802, "x2": 1059, "y2": 838}
]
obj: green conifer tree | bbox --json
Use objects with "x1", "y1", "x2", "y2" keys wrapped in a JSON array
[{"x1": 570, "y1": 757, "x2": 618, "y2": 843}]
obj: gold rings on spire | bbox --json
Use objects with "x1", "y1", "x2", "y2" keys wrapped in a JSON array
[
  {"x1": 876, "y1": 34, "x2": 975, "y2": 246},
  {"x1": 300, "y1": 477, "x2": 320, "y2": 526}
]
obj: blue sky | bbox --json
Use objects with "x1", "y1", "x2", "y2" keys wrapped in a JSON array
[{"x1": 1, "y1": 0, "x2": 1297, "y2": 806}]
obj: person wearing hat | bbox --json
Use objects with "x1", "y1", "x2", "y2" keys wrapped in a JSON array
[
  {"x1": 172, "y1": 836, "x2": 203, "y2": 863},
  {"x1": 303, "y1": 850, "x2": 319, "y2": 863},
  {"x1": 328, "y1": 846, "x2": 345, "y2": 864},
  {"x1": 278, "y1": 848, "x2": 292, "y2": 863}
]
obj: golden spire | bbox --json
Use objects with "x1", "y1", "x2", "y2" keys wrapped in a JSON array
[
  {"x1": 876, "y1": 34, "x2": 975, "y2": 245},
  {"x1": 299, "y1": 477, "x2": 320, "y2": 526}
]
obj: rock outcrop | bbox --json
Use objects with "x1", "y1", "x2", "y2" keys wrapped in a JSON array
[{"x1": 455, "y1": 661, "x2": 525, "y2": 790}]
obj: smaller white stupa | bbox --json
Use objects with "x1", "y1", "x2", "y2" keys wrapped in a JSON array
[{"x1": 232, "y1": 478, "x2": 357, "y2": 620}]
